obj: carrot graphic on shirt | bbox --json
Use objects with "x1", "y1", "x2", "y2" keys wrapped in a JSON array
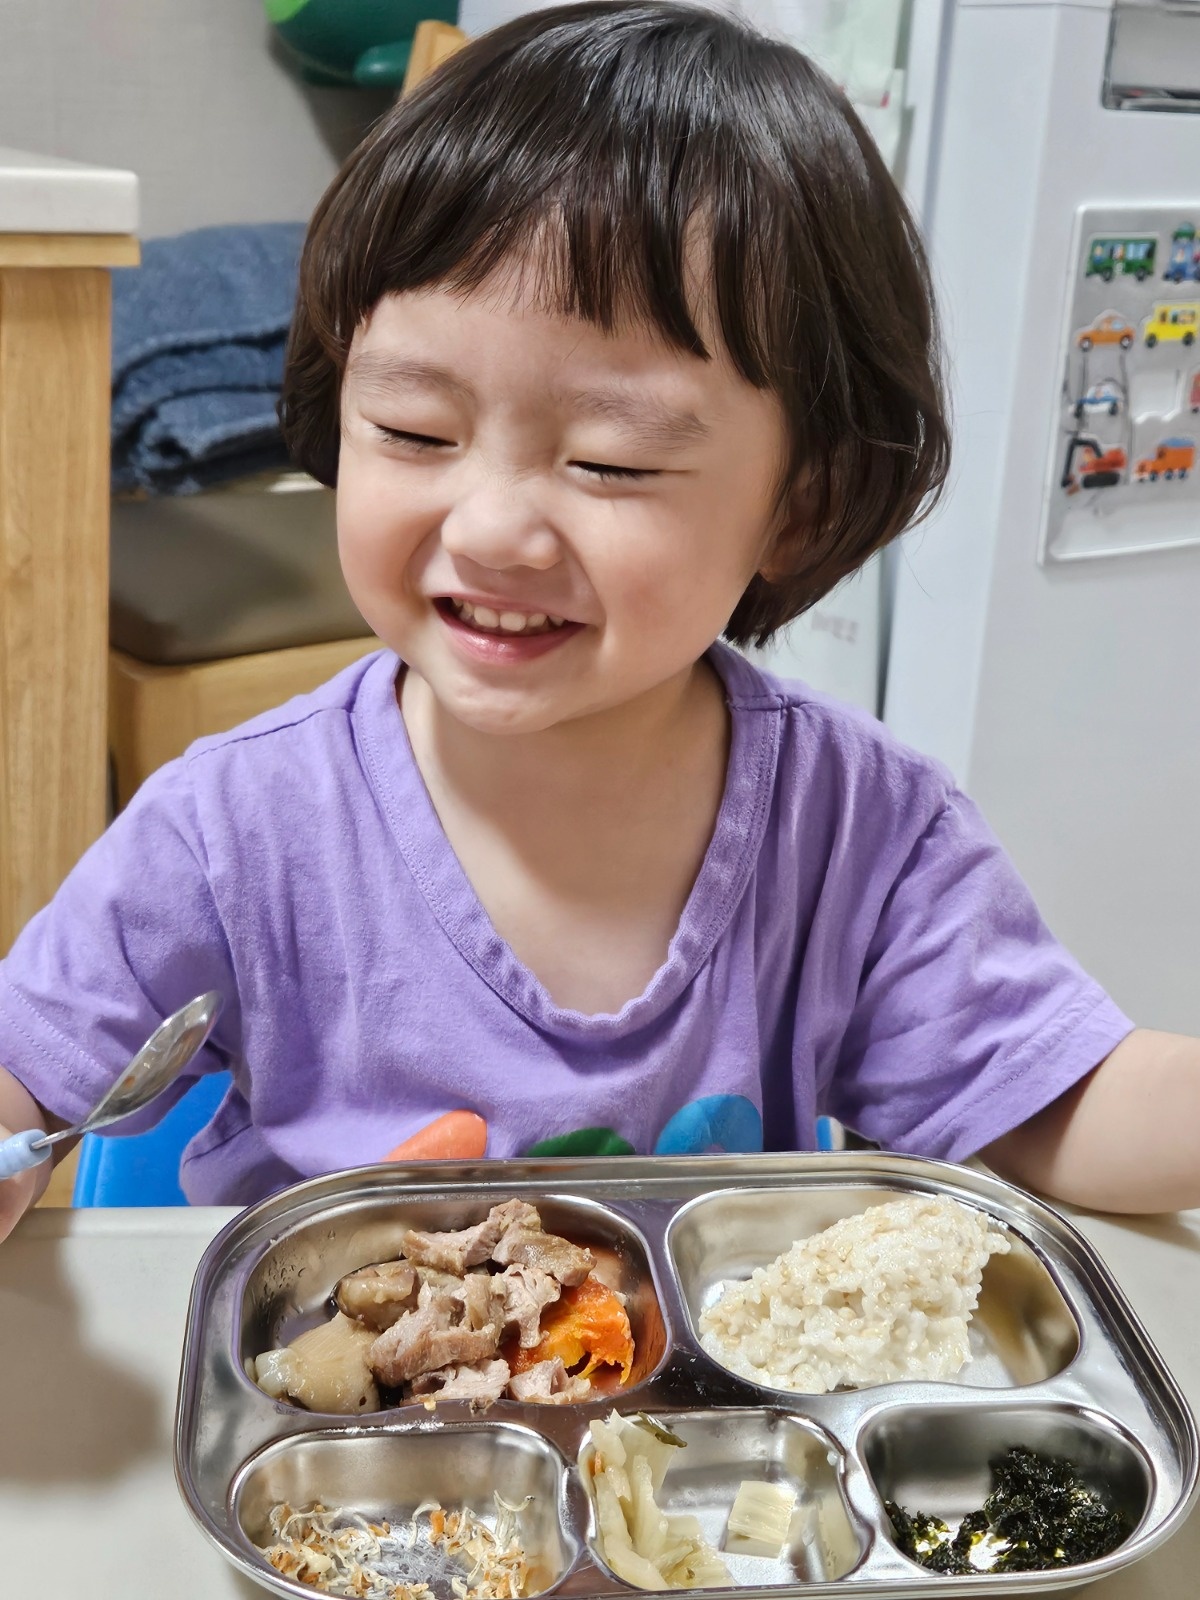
[{"x1": 384, "y1": 1109, "x2": 488, "y2": 1161}]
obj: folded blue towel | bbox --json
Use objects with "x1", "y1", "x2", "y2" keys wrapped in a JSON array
[
  {"x1": 112, "y1": 392, "x2": 292, "y2": 496},
  {"x1": 112, "y1": 222, "x2": 305, "y2": 376},
  {"x1": 112, "y1": 222, "x2": 305, "y2": 495},
  {"x1": 112, "y1": 342, "x2": 286, "y2": 444}
]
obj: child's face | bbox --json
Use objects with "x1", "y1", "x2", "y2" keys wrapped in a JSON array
[{"x1": 337, "y1": 263, "x2": 789, "y2": 736}]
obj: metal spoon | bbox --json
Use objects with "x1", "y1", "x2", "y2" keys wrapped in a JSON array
[{"x1": 0, "y1": 990, "x2": 223, "y2": 1181}]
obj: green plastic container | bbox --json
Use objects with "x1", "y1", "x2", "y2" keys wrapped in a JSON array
[{"x1": 265, "y1": 0, "x2": 459, "y2": 87}]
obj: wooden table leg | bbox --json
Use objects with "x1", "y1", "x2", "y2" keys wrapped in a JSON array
[{"x1": 0, "y1": 266, "x2": 111, "y2": 952}]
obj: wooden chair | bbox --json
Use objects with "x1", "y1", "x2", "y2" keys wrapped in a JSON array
[{"x1": 403, "y1": 20, "x2": 469, "y2": 90}]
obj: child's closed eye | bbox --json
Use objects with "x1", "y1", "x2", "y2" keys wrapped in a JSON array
[
  {"x1": 571, "y1": 460, "x2": 658, "y2": 482},
  {"x1": 372, "y1": 425, "x2": 453, "y2": 450},
  {"x1": 369, "y1": 424, "x2": 656, "y2": 483}
]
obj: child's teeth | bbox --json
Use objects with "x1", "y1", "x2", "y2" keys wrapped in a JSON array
[{"x1": 448, "y1": 600, "x2": 567, "y2": 635}]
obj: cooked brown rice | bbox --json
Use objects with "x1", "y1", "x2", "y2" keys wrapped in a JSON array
[{"x1": 698, "y1": 1194, "x2": 1010, "y2": 1394}]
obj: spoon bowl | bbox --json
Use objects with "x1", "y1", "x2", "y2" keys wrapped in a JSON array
[
  {"x1": 38, "y1": 990, "x2": 224, "y2": 1148},
  {"x1": 0, "y1": 991, "x2": 223, "y2": 1180}
]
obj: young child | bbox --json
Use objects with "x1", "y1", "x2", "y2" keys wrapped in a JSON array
[{"x1": 0, "y1": 1, "x2": 1194, "y2": 1239}]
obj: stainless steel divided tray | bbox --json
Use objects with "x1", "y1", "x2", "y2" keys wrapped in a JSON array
[{"x1": 175, "y1": 1153, "x2": 1199, "y2": 1599}]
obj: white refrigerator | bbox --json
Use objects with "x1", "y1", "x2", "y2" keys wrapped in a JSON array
[{"x1": 885, "y1": 0, "x2": 1200, "y2": 1033}]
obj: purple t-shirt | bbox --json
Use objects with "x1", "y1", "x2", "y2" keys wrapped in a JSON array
[{"x1": 0, "y1": 645, "x2": 1132, "y2": 1204}]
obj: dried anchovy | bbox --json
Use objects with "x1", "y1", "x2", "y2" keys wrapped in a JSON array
[
  {"x1": 262, "y1": 1502, "x2": 432, "y2": 1598},
  {"x1": 427, "y1": 1498, "x2": 532, "y2": 1600},
  {"x1": 260, "y1": 1496, "x2": 532, "y2": 1599}
]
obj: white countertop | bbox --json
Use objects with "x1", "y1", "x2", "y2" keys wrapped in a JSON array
[
  {"x1": 0, "y1": 147, "x2": 138, "y2": 235},
  {"x1": 0, "y1": 1201, "x2": 1197, "y2": 1598}
]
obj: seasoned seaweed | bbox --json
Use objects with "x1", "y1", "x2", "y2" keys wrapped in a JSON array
[
  {"x1": 886, "y1": 1501, "x2": 952, "y2": 1557},
  {"x1": 886, "y1": 1447, "x2": 1130, "y2": 1577},
  {"x1": 984, "y1": 1447, "x2": 1130, "y2": 1570},
  {"x1": 885, "y1": 1504, "x2": 982, "y2": 1576}
]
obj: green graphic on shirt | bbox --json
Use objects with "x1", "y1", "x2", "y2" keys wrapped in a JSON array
[
  {"x1": 526, "y1": 1126, "x2": 636, "y2": 1157},
  {"x1": 524, "y1": 1098, "x2": 766, "y2": 1158}
]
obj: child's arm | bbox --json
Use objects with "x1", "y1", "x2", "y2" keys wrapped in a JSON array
[
  {"x1": 0, "y1": 760, "x2": 237, "y2": 1243},
  {"x1": 983, "y1": 1028, "x2": 1200, "y2": 1213}
]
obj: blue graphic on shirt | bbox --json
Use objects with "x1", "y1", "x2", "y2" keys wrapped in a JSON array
[{"x1": 652, "y1": 1094, "x2": 763, "y2": 1155}]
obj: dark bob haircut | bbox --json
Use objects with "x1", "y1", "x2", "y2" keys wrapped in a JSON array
[{"x1": 281, "y1": 0, "x2": 949, "y2": 647}]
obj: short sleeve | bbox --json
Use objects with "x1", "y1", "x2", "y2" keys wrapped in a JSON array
[
  {"x1": 0, "y1": 759, "x2": 240, "y2": 1129},
  {"x1": 822, "y1": 789, "x2": 1134, "y2": 1161}
]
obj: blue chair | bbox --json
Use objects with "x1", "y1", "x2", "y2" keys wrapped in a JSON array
[
  {"x1": 816, "y1": 1116, "x2": 842, "y2": 1151},
  {"x1": 72, "y1": 1071, "x2": 230, "y2": 1206}
]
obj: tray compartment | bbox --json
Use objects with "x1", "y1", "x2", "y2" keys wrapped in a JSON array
[
  {"x1": 580, "y1": 1408, "x2": 865, "y2": 1586},
  {"x1": 240, "y1": 1193, "x2": 669, "y2": 1410},
  {"x1": 860, "y1": 1402, "x2": 1153, "y2": 1570},
  {"x1": 668, "y1": 1185, "x2": 1079, "y2": 1391},
  {"x1": 232, "y1": 1421, "x2": 576, "y2": 1596}
]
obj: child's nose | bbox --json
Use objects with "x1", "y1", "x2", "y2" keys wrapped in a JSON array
[{"x1": 439, "y1": 481, "x2": 560, "y2": 572}]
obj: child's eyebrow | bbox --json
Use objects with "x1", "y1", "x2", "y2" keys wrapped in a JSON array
[
  {"x1": 563, "y1": 386, "x2": 710, "y2": 451},
  {"x1": 345, "y1": 353, "x2": 473, "y2": 405}
]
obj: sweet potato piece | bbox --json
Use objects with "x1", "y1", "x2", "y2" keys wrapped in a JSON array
[{"x1": 507, "y1": 1275, "x2": 634, "y2": 1383}]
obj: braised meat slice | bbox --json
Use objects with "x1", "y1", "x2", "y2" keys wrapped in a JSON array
[
  {"x1": 410, "y1": 1357, "x2": 512, "y2": 1405},
  {"x1": 497, "y1": 1263, "x2": 562, "y2": 1347},
  {"x1": 453, "y1": 1270, "x2": 506, "y2": 1331},
  {"x1": 370, "y1": 1308, "x2": 502, "y2": 1388},
  {"x1": 368, "y1": 1283, "x2": 452, "y2": 1383},
  {"x1": 415, "y1": 1265, "x2": 464, "y2": 1296},
  {"x1": 368, "y1": 1278, "x2": 502, "y2": 1386},
  {"x1": 400, "y1": 1209, "x2": 512, "y2": 1274},
  {"x1": 506, "y1": 1357, "x2": 592, "y2": 1404},
  {"x1": 334, "y1": 1260, "x2": 420, "y2": 1331},
  {"x1": 488, "y1": 1198, "x2": 543, "y2": 1233},
  {"x1": 491, "y1": 1221, "x2": 594, "y2": 1286},
  {"x1": 399, "y1": 1199, "x2": 543, "y2": 1273}
]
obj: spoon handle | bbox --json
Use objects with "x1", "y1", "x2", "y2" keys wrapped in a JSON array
[{"x1": 0, "y1": 1127, "x2": 52, "y2": 1181}]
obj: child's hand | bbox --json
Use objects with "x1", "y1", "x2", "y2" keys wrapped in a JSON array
[
  {"x1": 0, "y1": 1122, "x2": 42, "y2": 1242},
  {"x1": 0, "y1": 1070, "x2": 57, "y2": 1241}
]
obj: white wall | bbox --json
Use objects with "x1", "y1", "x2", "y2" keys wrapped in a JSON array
[{"x1": 0, "y1": 0, "x2": 390, "y2": 237}]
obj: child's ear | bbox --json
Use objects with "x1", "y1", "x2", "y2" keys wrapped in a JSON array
[
  {"x1": 758, "y1": 473, "x2": 816, "y2": 584},
  {"x1": 759, "y1": 520, "x2": 802, "y2": 584}
]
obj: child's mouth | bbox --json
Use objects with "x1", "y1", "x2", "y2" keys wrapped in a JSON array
[{"x1": 437, "y1": 598, "x2": 569, "y2": 638}]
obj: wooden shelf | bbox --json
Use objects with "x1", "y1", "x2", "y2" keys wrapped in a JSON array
[{"x1": 0, "y1": 232, "x2": 139, "y2": 268}]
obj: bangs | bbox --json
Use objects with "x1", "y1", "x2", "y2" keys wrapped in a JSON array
[{"x1": 294, "y1": 2, "x2": 869, "y2": 390}]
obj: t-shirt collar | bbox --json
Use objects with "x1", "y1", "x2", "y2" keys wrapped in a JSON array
[{"x1": 355, "y1": 642, "x2": 781, "y2": 1039}]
